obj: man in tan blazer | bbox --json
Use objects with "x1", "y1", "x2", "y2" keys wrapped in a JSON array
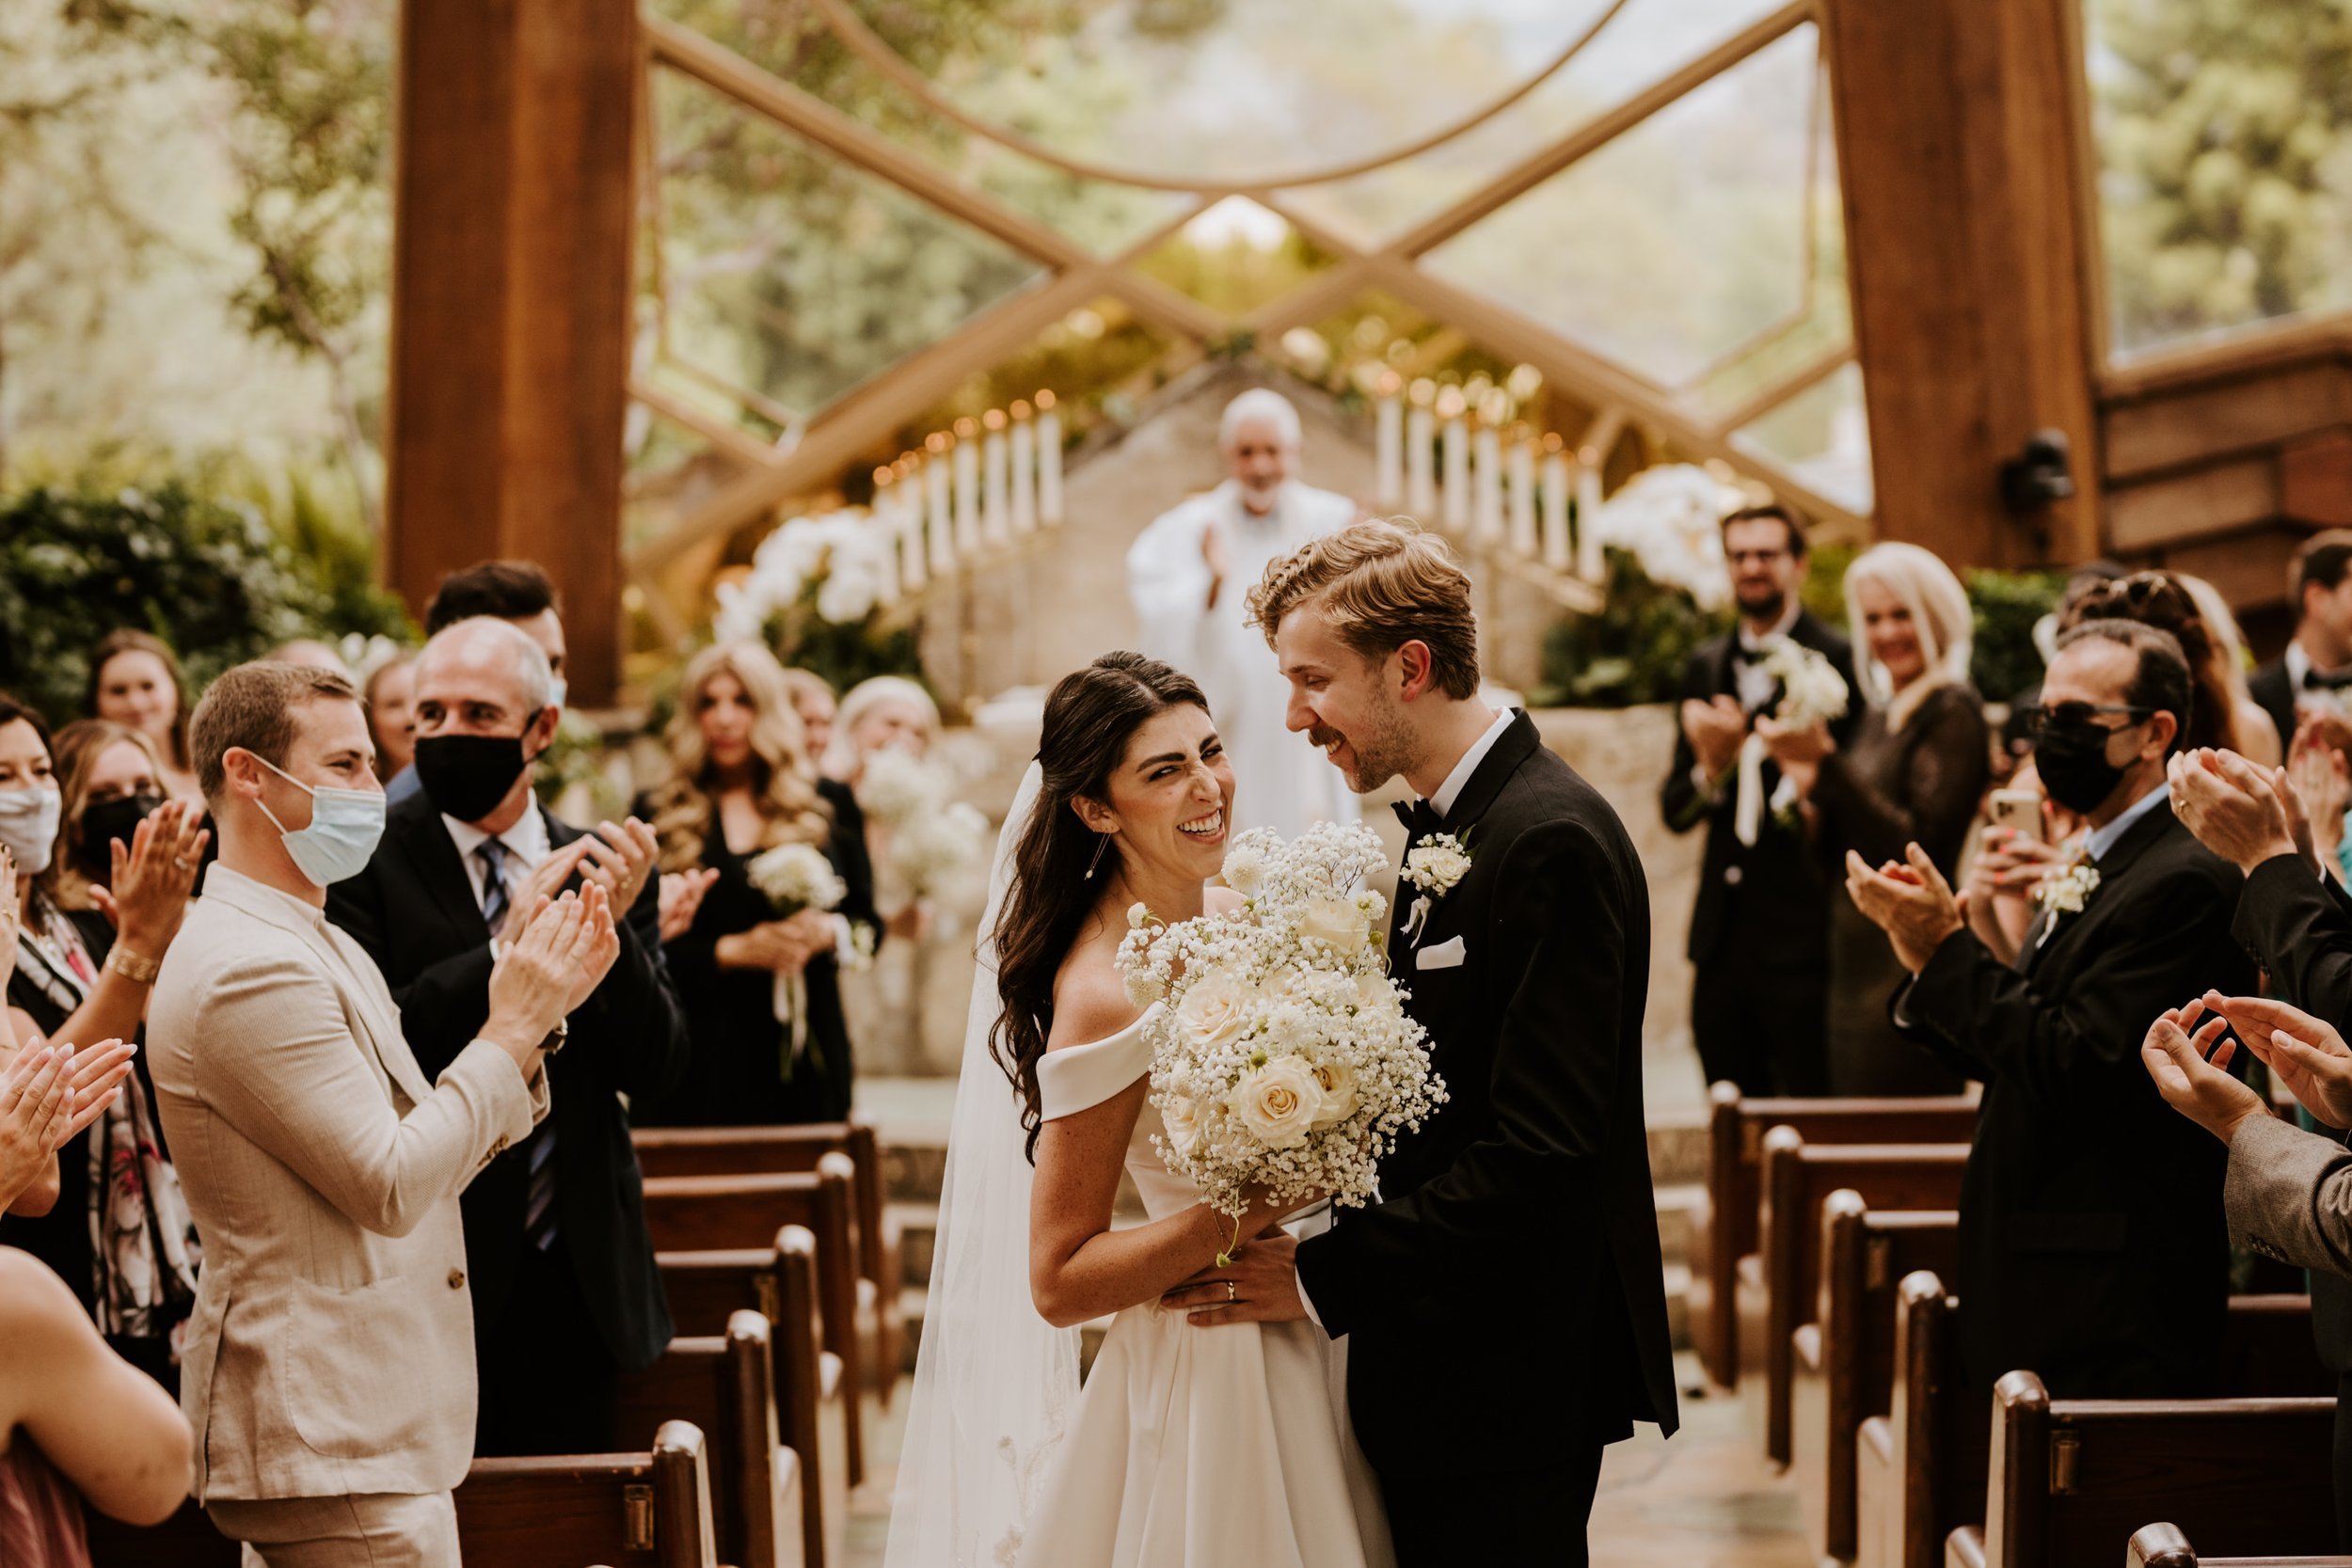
[{"x1": 147, "y1": 660, "x2": 618, "y2": 1566}]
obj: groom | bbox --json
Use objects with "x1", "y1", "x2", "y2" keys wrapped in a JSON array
[{"x1": 1163, "y1": 518, "x2": 1678, "y2": 1563}]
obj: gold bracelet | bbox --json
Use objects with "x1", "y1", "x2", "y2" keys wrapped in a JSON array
[{"x1": 103, "y1": 945, "x2": 161, "y2": 985}]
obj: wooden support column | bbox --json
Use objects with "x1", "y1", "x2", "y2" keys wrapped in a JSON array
[
  {"x1": 386, "y1": 0, "x2": 637, "y2": 701},
  {"x1": 1820, "y1": 0, "x2": 2102, "y2": 569}
]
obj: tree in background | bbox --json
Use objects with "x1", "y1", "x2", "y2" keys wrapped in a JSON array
[{"x1": 2090, "y1": 0, "x2": 2352, "y2": 350}]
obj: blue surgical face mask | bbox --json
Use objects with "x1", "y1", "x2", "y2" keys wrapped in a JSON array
[
  {"x1": 548, "y1": 676, "x2": 568, "y2": 712},
  {"x1": 0, "y1": 784, "x2": 61, "y2": 876},
  {"x1": 254, "y1": 754, "x2": 386, "y2": 887}
]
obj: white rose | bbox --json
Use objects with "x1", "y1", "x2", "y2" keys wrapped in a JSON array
[
  {"x1": 1161, "y1": 1094, "x2": 1204, "y2": 1156},
  {"x1": 1354, "y1": 973, "x2": 1396, "y2": 1012},
  {"x1": 1232, "y1": 1057, "x2": 1325, "y2": 1149},
  {"x1": 1309, "y1": 1060, "x2": 1359, "y2": 1129},
  {"x1": 1174, "y1": 969, "x2": 1254, "y2": 1048},
  {"x1": 1297, "y1": 894, "x2": 1371, "y2": 956}
]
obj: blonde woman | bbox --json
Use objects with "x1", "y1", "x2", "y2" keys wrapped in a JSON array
[
  {"x1": 636, "y1": 644, "x2": 880, "y2": 1124},
  {"x1": 822, "y1": 674, "x2": 939, "y2": 784},
  {"x1": 1760, "y1": 542, "x2": 1988, "y2": 1094}
]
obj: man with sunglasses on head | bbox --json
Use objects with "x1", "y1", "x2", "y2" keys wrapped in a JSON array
[{"x1": 1846, "y1": 619, "x2": 2253, "y2": 1400}]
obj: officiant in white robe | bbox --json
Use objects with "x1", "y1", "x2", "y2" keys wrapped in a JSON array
[{"x1": 1127, "y1": 389, "x2": 1362, "y2": 840}]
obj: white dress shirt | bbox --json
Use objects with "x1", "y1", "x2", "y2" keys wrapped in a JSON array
[
  {"x1": 2084, "y1": 778, "x2": 2170, "y2": 864},
  {"x1": 443, "y1": 808, "x2": 551, "y2": 919},
  {"x1": 1299, "y1": 705, "x2": 1516, "y2": 1329}
]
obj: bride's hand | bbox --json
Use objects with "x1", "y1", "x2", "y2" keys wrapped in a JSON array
[{"x1": 1162, "y1": 1233, "x2": 1307, "y2": 1326}]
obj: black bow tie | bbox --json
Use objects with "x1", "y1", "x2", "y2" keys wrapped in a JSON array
[
  {"x1": 2306, "y1": 668, "x2": 2352, "y2": 692},
  {"x1": 1393, "y1": 799, "x2": 1442, "y2": 839}
]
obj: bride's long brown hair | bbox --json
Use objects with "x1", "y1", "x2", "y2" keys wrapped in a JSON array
[{"x1": 991, "y1": 653, "x2": 1207, "y2": 1161}]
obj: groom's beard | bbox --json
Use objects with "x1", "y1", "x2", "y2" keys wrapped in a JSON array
[{"x1": 1307, "y1": 703, "x2": 1414, "y2": 795}]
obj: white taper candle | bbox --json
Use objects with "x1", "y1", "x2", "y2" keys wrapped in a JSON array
[
  {"x1": 1375, "y1": 381, "x2": 1404, "y2": 506},
  {"x1": 1009, "y1": 401, "x2": 1038, "y2": 534},
  {"x1": 1508, "y1": 433, "x2": 1537, "y2": 557},
  {"x1": 1540, "y1": 437, "x2": 1571, "y2": 572},
  {"x1": 982, "y1": 410, "x2": 1010, "y2": 546},
  {"x1": 952, "y1": 420, "x2": 981, "y2": 557},
  {"x1": 1037, "y1": 391, "x2": 1064, "y2": 525},
  {"x1": 1575, "y1": 449, "x2": 1606, "y2": 582}
]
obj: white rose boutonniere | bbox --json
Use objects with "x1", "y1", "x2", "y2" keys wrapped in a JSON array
[
  {"x1": 2038, "y1": 861, "x2": 2101, "y2": 920},
  {"x1": 1400, "y1": 832, "x2": 1472, "y2": 944}
]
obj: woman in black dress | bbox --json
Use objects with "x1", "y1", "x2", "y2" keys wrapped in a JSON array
[
  {"x1": 1761, "y1": 544, "x2": 1989, "y2": 1096},
  {"x1": 0, "y1": 703, "x2": 207, "y2": 1389},
  {"x1": 638, "y1": 644, "x2": 880, "y2": 1125}
]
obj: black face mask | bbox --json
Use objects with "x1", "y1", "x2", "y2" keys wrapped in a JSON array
[
  {"x1": 2034, "y1": 718, "x2": 2132, "y2": 815},
  {"x1": 413, "y1": 729, "x2": 537, "y2": 823},
  {"x1": 78, "y1": 791, "x2": 163, "y2": 879}
]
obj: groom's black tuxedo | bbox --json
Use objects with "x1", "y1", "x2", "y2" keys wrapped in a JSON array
[{"x1": 1296, "y1": 711, "x2": 1677, "y2": 1553}]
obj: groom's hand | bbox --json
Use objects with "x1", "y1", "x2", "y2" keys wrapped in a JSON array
[{"x1": 1162, "y1": 1233, "x2": 1308, "y2": 1327}]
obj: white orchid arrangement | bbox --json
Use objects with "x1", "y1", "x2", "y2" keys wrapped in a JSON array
[
  {"x1": 713, "y1": 508, "x2": 898, "y2": 642},
  {"x1": 1115, "y1": 821, "x2": 1448, "y2": 1243},
  {"x1": 1589, "y1": 464, "x2": 1750, "y2": 612},
  {"x1": 1399, "y1": 832, "x2": 1472, "y2": 944}
]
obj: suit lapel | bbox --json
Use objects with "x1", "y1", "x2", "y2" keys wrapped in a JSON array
[
  {"x1": 397, "y1": 796, "x2": 495, "y2": 942},
  {"x1": 1438, "y1": 711, "x2": 1541, "y2": 838},
  {"x1": 2022, "y1": 799, "x2": 2176, "y2": 978}
]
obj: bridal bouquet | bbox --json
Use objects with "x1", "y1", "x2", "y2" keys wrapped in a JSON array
[
  {"x1": 1115, "y1": 821, "x2": 1448, "y2": 1240},
  {"x1": 1736, "y1": 637, "x2": 1851, "y2": 847},
  {"x1": 745, "y1": 842, "x2": 851, "y2": 1048}
]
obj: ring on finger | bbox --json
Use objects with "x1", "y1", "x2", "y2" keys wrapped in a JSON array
[{"x1": 1225, "y1": 1280, "x2": 1236, "y2": 1303}]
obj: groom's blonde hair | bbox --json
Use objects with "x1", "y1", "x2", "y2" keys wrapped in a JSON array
[{"x1": 1247, "y1": 517, "x2": 1481, "y2": 699}]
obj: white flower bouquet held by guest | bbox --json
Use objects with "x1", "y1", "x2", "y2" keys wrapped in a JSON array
[
  {"x1": 1736, "y1": 638, "x2": 1851, "y2": 846},
  {"x1": 1116, "y1": 821, "x2": 1446, "y2": 1243},
  {"x1": 857, "y1": 746, "x2": 991, "y2": 901},
  {"x1": 745, "y1": 841, "x2": 853, "y2": 1035}
]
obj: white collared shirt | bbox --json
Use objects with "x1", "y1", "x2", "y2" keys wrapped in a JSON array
[
  {"x1": 1427, "y1": 707, "x2": 1516, "y2": 820},
  {"x1": 443, "y1": 807, "x2": 551, "y2": 914},
  {"x1": 2084, "y1": 780, "x2": 2169, "y2": 864}
]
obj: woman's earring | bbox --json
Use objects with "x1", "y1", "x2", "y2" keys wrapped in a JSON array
[{"x1": 1085, "y1": 833, "x2": 1109, "y2": 880}]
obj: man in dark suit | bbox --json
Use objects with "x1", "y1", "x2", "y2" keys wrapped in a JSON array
[
  {"x1": 327, "y1": 616, "x2": 690, "y2": 1456},
  {"x1": 1661, "y1": 504, "x2": 1859, "y2": 1096},
  {"x1": 2163, "y1": 736, "x2": 2352, "y2": 1547},
  {"x1": 2249, "y1": 530, "x2": 2352, "y2": 759},
  {"x1": 1168, "y1": 519, "x2": 1677, "y2": 1568},
  {"x1": 1848, "y1": 619, "x2": 2252, "y2": 1399}
]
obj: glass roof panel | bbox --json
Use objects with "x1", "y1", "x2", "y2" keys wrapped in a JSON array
[
  {"x1": 1279, "y1": 0, "x2": 1795, "y2": 245},
  {"x1": 1420, "y1": 24, "x2": 1826, "y2": 389},
  {"x1": 647, "y1": 64, "x2": 1051, "y2": 419},
  {"x1": 1731, "y1": 359, "x2": 1873, "y2": 515}
]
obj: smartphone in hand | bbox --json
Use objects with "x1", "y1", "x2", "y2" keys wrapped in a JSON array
[{"x1": 1987, "y1": 787, "x2": 2044, "y2": 844}]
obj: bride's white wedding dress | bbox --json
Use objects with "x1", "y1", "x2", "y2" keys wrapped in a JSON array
[
  {"x1": 884, "y1": 762, "x2": 1391, "y2": 1568},
  {"x1": 1014, "y1": 1007, "x2": 1393, "y2": 1568}
]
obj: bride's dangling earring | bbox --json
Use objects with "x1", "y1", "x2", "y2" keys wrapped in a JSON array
[{"x1": 1085, "y1": 833, "x2": 1109, "y2": 880}]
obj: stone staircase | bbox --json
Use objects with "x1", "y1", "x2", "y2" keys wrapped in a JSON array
[{"x1": 867, "y1": 1077, "x2": 1706, "y2": 1372}]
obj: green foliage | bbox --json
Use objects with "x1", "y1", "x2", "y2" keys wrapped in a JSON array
[
  {"x1": 1964, "y1": 567, "x2": 2066, "y2": 702},
  {"x1": 1800, "y1": 541, "x2": 1859, "y2": 628},
  {"x1": 1532, "y1": 548, "x2": 1730, "y2": 708},
  {"x1": 0, "y1": 483, "x2": 404, "y2": 726},
  {"x1": 2090, "y1": 0, "x2": 2352, "y2": 349}
]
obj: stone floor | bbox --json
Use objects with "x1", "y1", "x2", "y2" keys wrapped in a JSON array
[{"x1": 842, "y1": 1354, "x2": 1806, "y2": 1567}]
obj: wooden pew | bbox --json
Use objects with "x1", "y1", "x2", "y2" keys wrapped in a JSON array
[
  {"x1": 1943, "y1": 1370, "x2": 2334, "y2": 1568},
  {"x1": 657, "y1": 1225, "x2": 850, "y2": 1568},
  {"x1": 1691, "y1": 1081, "x2": 1980, "y2": 1389},
  {"x1": 1791, "y1": 1192, "x2": 1960, "y2": 1563},
  {"x1": 456, "y1": 1418, "x2": 720, "y2": 1568},
  {"x1": 633, "y1": 1121, "x2": 902, "y2": 1399},
  {"x1": 1858, "y1": 1282, "x2": 2333, "y2": 1568},
  {"x1": 2129, "y1": 1521, "x2": 2352, "y2": 1566},
  {"x1": 644, "y1": 1158, "x2": 866, "y2": 1487},
  {"x1": 616, "y1": 1310, "x2": 808, "y2": 1568},
  {"x1": 1756, "y1": 1132, "x2": 1970, "y2": 1464}
]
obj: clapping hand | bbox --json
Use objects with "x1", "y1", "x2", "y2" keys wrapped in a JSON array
[
  {"x1": 1844, "y1": 844, "x2": 1965, "y2": 974},
  {"x1": 482, "y1": 886, "x2": 621, "y2": 1065},
  {"x1": 1960, "y1": 826, "x2": 2068, "y2": 966},
  {"x1": 497, "y1": 840, "x2": 596, "y2": 946},
  {"x1": 92, "y1": 800, "x2": 208, "y2": 950},
  {"x1": 0, "y1": 1037, "x2": 138, "y2": 1211},
  {"x1": 1755, "y1": 714, "x2": 1833, "y2": 797},
  {"x1": 657, "y1": 868, "x2": 719, "y2": 943},
  {"x1": 2195, "y1": 990, "x2": 2352, "y2": 1130},
  {"x1": 576, "y1": 817, "x2": 660, "y2": 915},
  {"x1": 2287, "y1": 719, "x2": 2350, "y2": 874},
  {"x1": 2168, "y1": 749, "x2": 2300, "y2": 875},
  {"x1": 2141, "y1": 999, "x2": 2269, "y2": 1145},
  {"x1": 1682, "y1": 696, "x2": 1748, "y2": 781}
]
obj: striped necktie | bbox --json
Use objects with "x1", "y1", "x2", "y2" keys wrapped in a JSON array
[{"x1": 479, "y1": 836, "x2": 560, "y2": 1251}]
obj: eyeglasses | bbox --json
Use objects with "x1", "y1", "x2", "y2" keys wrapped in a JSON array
[{"x1": 2020, "y1": 701, "x2": 2155, "y2": 737}]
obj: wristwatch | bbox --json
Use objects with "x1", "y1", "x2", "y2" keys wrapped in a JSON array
[{"x1": 540, "y1": 1018, "x2": 569, "y2": 1058}]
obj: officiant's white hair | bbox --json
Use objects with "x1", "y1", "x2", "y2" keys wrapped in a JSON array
[{"x1": 1218, "y1": 388, "x2": 1303, "y2": 451}]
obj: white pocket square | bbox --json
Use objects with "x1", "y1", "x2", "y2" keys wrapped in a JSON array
[{"x1": 1415, "y1": 935, "x2": 1467, "y2": 971}]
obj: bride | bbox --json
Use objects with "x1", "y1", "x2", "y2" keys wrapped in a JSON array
[{"x1": 886, "y1": 651, "x2": 1391, "y2": 1568}]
